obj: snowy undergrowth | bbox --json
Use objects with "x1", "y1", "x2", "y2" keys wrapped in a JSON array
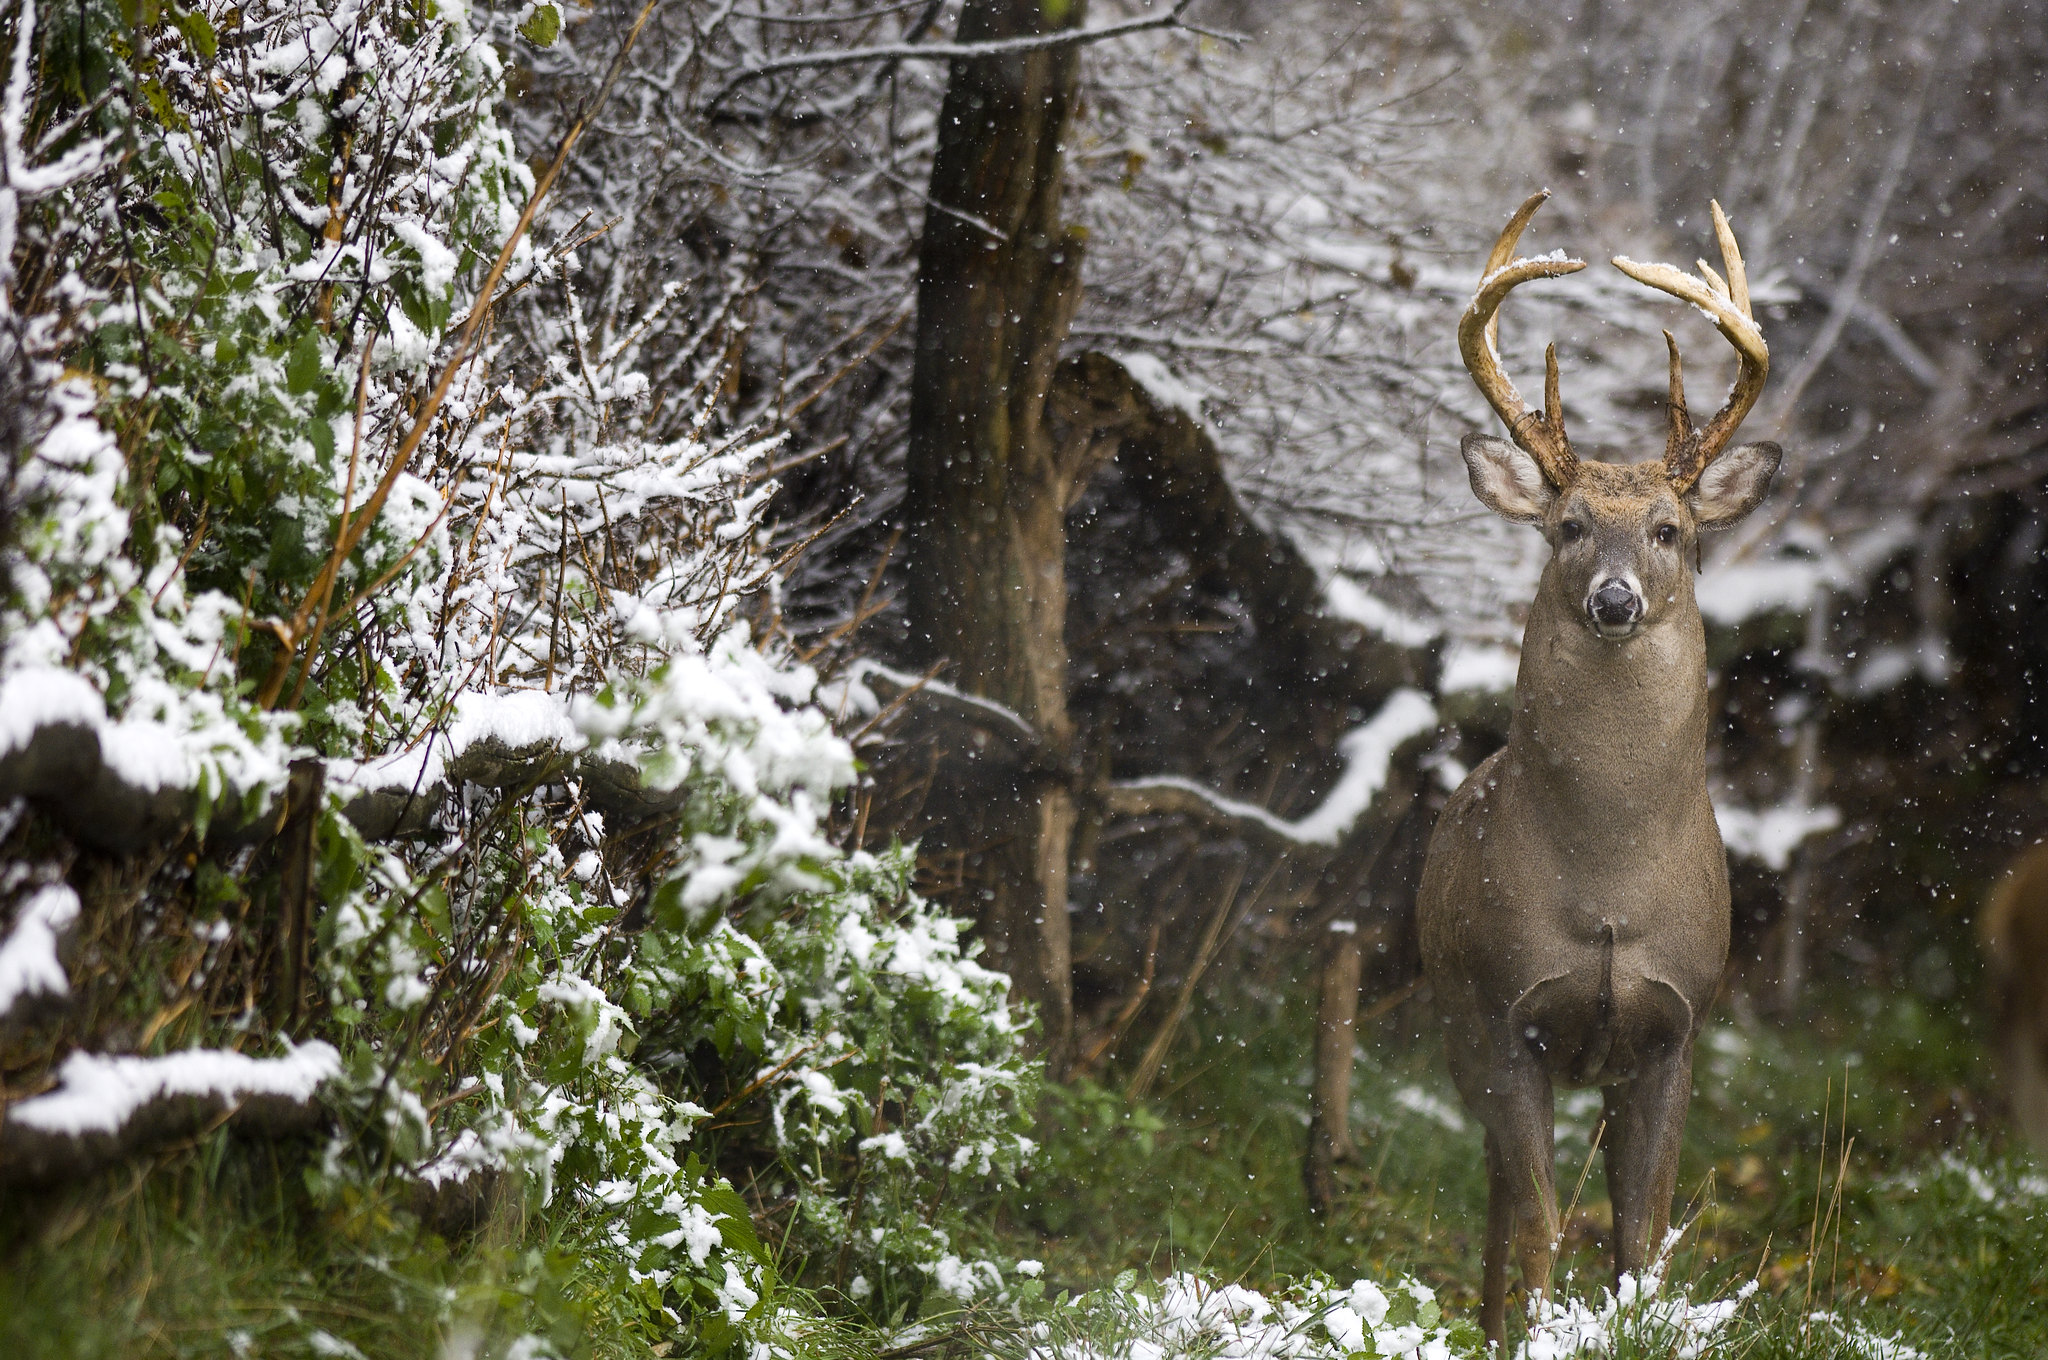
[
  {"x1": 0, "y1": 0, "x2": 1035, "y2": 1351},
  {"x1": 1005, "y1": 1256, "x2": 1925, "y2": 1360}
]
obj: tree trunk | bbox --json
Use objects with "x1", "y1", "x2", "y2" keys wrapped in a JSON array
[{"x1": 903, "y1": 0, "x2": 1095, "y2": 1077}]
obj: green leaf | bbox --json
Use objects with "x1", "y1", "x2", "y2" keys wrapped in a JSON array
[
  {"x1": 308, "y1": 410, "x2": 336, "y2": 462},
  {"x1": 138, "y1": 78, "x2": 189, "y2": 132},
  {"x1": 518, "y1": 2, "x2": 560, "y2": 47},
  {"x1": 286, "y1": 331, "x2": 324, "y2": 394},
  {"x1": 175, "y1": 7, "x2": 218, "y2": 58},
  {"x1": 701, "y1": 1184, "x2": 767, "y2": 1263}
]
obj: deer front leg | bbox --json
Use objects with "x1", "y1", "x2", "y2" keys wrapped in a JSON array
[
  {"x1": 1469, "y1": 1052, "x2": 1558, "y2": 1350},
  {"x1": 1603, "y1": 1041, "x2": 1696, "y2": 1284}
]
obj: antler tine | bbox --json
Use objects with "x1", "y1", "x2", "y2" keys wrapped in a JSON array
[
  {"x1": 1611, "y1": 199, "x2": 1769, "y2": 490},
  {"x1": 1710, "y1": 198, "x2": 1751, "y2": 317},
  {"x1": 1544, "y1": 342, "x2": 1565, "y2": 435},
  {"x1": 1481, "y1": 190, "x2": 1550, "y2": 359},
  {"x1": 1663, "y1": 330, "x2": 1692, "y2": 450},
  {"x1": 1459, "y1": 191, "x2": 1588, "y2": 487}
]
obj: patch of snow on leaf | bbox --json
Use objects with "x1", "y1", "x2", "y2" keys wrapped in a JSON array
[
  {"x1": 306, "y1": 1331, "x2": 365, "y2": 1360},
  {"x1": 1808, "y1": 1312, "x2": 1927, "y2": 1360}
]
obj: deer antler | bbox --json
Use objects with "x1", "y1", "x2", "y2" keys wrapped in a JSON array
[
  {"x1": 1612, "y1": 201, "x2": 1771, "y2": 492},
  {"x1": 1458, "y1": 190, "x2": 1588, "y2": 488}
]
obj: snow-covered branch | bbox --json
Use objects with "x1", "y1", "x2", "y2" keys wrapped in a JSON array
[
  {"x1": 1105, "y1": 689, "x2": 1438, "y2": 850},
  {"x1": 825, "y1": 659, "x2": 1049, "y2": 765},
  {"x1": 708, "y1": 0, "x2": 1205, "y2": 105},
  {"x1": 0, "y1": 1043, "x2": 340, "y2": 1182}
]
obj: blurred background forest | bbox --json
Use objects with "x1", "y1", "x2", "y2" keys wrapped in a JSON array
[
  {"x1": 1, "y1": 0, "x2": 2046, "y2": 1356},
  {"x1": 606, "y1": 0, "x2": 2048, "y2": 1160}
]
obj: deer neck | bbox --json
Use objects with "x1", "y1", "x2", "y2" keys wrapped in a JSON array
[{"x1": 1504, "y1": 574, "x2": 1711, "y2": 833}]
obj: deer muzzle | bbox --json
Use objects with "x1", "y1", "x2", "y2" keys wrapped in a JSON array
[{"x1": 1588, "y1": 577, "x2": 1645, "y2": 637}]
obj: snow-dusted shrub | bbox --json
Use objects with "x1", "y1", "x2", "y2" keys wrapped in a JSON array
[
  {"x1": 12, "y1": 0, "x2": 526, "y2": 717},
  {"x1": 690, "y1": 844, "x2": 1038, "y2": 1323},
  {"x1": 312, "y1": 741, "x2": 1033, "y2": 1344},
  {"x1": 1, "y1": 0, "x2": 1037, "y2": 1351}
]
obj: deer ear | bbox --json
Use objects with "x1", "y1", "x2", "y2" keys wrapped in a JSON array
[
  {"x1": 1462, "y1": 433, "x2": 1555, "y2": 524},
  {"x1": 1686, "y1": 441, "x2": 1781, "y2": 529}
]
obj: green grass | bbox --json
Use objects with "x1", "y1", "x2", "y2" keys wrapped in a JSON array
[
  {"x1": 6, "y1": 982, "x2": 2042, "y2": 1358},
  {"x1": 0, "y1": 1144, "x2": 626, "y2": 1360},
  {"x1": 1001, "y1": 981, "x2": 2048, "y2": 1357}
]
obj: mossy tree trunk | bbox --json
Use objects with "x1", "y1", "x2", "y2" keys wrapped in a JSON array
[{"x1": 903, "y1": 0, "x2": 1097, "y2": 1077}]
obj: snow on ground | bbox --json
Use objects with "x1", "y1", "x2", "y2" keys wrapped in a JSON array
[
  {"x1": 1390, "y1": 1083, "x2": 1469, "y2": 1133},
  {"x1": 1322, "y1": 576, "x2": 1441, "y2": 648},
  {"x1": 1025, "y1": 1272, "x2": 1461, "y2": 1360},
  {"x1": 1696, "y1": 519, "x2": 1918, "y2": 629},
  {"x1": 1015, "y1": 1254, "x2": 1932, "y2": 1360},
  {"x1": 1111, "y1": 351, "x2": 1216, "y2": 426}
]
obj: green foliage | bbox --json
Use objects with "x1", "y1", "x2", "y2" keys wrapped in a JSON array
[
  {"x1": 684, "y1": 846, "x2": 1041, "y2": 1325},
  {"x1": 1017, "y1": 1079, "x2": 1165, "y2": 1236}
]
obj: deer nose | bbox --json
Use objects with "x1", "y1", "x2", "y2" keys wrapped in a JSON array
[{"x1": 1588, "y1": 579, "x2": 1643, "y2": 629}]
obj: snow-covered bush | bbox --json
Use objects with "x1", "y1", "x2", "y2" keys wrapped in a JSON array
[
  {"x1": 0, "y1": 0, "x2": 1037, "y2": 1349},
  {"x1": 662, "y1": 844, "x2": 1039, "y2": 1323}
]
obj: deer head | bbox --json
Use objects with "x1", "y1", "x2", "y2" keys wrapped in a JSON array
[{"x1": 1457, "y1": 192, "x2": 1782, "y2": 639}]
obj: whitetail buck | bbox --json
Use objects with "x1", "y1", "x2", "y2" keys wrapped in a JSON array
[
  {"x1": 1418, "y1": 192, "x2": 1780, "y2": 1348},
  {"x1": 1983, "y1": 844, "x2": 2048, "y2": 1153}
]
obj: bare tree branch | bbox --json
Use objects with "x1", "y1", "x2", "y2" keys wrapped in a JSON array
[{"x1": 706, "y1": 0, "x2": 1209, "y2": 108}]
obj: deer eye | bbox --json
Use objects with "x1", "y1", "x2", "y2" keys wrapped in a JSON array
[
  {"x1": 1655, "y1": 524, "x2": 1678, "y2": 546},
  {"x1": 1559, "y1": 520, "x2": 1584, "y2": 543}
]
